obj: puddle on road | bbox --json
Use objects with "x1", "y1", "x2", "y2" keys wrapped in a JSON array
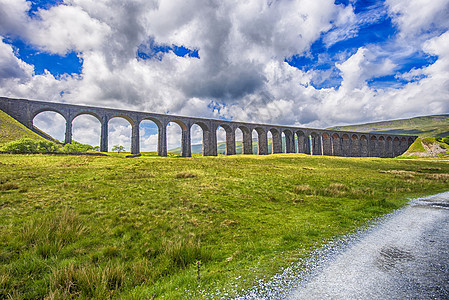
[
  {"x1": 411, "y1": 195, "x2": 449, "y2": 210},
  {"x1": 375, "y1": 246, "x2": 414, "y2": 272}
]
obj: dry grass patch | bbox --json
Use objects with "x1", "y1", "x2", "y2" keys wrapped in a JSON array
[
  {"x1": 175, "y1": 172, "x2": 197, "y2": 179},
  {"x1": 0, "y1": 182, "x2": 19, "y2": 191},
  {"x1": 327, "y1": 183, "x2": 348, "y2": 193},
  {"x1": 293, "y1": 184, "x2": 313, "y2": 194}
]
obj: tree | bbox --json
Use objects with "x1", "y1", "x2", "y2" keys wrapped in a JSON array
[{"x1": 112, "y1": 145, "x2": 125, "y2": 153}]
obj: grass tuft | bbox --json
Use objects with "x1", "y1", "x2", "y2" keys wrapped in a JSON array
[
  {"x1": 49, "y1": 263, "x2": 126, "y2": 299},
  {"x1": 161, "y1": 237, "x2": 212, "y2": 269},
  {"x1": 293, "y1": 184, "x2": 313, "y2": 194},
  {"x1": 0, "y1": 182, "x2": 19, "y2": 191},
  {"x1": 175, "y1": 172, "x2": 197, "y2": 179},
  {"x1": 19, "y1": 208, "x2": 88, "y2": 257}
]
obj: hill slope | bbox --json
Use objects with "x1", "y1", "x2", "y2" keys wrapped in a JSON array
[
  {"x1": 328, "y1": 115, "x2": 449, "y2": 137},
  {"x1": 0, "y1": 109, "x2": 47, "y2": 146}
]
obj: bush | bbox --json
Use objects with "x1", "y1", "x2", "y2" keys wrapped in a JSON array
[
  {"x1": 63, "y1": 141, "x2": 93, "y2": 153},
  {"x1": 2, "y1": 138, "x2": 59, "y2": 153}
]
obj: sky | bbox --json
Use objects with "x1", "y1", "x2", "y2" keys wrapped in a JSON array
[{"x1": 1, "y1": 0, "x2": 449, "y2": 151}]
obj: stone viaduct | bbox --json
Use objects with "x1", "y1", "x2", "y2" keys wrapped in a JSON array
[{"x1": 0, "y1": 97, "x2": 417, "y2": 157}]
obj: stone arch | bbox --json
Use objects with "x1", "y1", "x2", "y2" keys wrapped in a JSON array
[
  {"x1": 167, "y1": 120, "x2": 189, "y2": 157},
  {"x1": 72, "y1": 113, "x2": 102, "y2": 148},
  {"x1": 296, "y1": 130, "x2": 309, "y2": 154},
  {"x1": 341, "y1": 134, "x2": 350, "y2": 156},
  {"x1": 108, "y1": 115, "x2": 133, "y2": 152},
  {"x1": 400, "y1": 137, "x2": 408, "y2": 154},
  {"x1": 192, "y1": 121, "x2": 212, "y2": 156},
  {"x1": 237, "y1": 125, "x2": 252, "y2": 154},
  {"x1": 73, "y1": 111, "x2": 102, "y2": 123},
  {"x1": 253, "y1": 127, "x2": 268, "y2": 155},
  {"x1": 360, "y1": 135, "x2": 368, "y2": 156},
  {"x1": 270, "y1": 128, "x2": 282, "y2": 154},
  {"x1": 393, "y1": 137, "x2": 400, "y2": 156},
  {"x1": 310, "y1": 132, "x2": 321, "y2": 155},
  {"x1": 216, "y1": 124, "x2": 234, "y2": 155},
  {"x1": 351, "y1": 134, "x2": 360, "y2": 157},
  {"x1": 322, "y1": 132, "x2": 332, "y2": 156},
  {"x1": 331, "y1": 133, "x2": 341, "y2": 156},
  {"x1": 282, "y1": 129, "x2": 294, "y2": 153},
  {"x1": 139, "y1": 117, "x2": 163, "y2": 154},
  {"x1": 370, "y1": 136, "x2": 378, "y2": 157},
  {"x1": 31, "y1": 107, "x2": 68, "y2": 123},
  {"x1": 378, "y1": 136, "x2": 386, "y2": 157},
  {"x1": 110, "y1": 114, "x2": 135, "y2": 126},
  {"x1": 32, "y1": 109, "x2": 68, "y2": 144},
  {"x1": 385, "y1": 136, "x2": 393, "y2": 157},
  {"x1": 266, "y1": 130, "x2": 273, "y2": 154}
]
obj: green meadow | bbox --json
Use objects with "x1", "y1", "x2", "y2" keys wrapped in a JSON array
[{"x1": 1, "y1": 153, "x2": 449, "y2": 299}]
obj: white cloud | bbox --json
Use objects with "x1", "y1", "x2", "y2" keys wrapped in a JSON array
[
  {"x1": 0, "y1": 0, "x2": 448, "y2": 140},
  {"x1": 386, "y1": 0, "x2": 449, "y2": 38},
  {"x1": 0, "y1": 0, "x2": 29, "y2": 37},
  {"x1": 0, "y1": 39, "x2": 33, "y2": 81},
  {"x1": 336, "y1": 47, "x2": 396, "y2": 90},
  {"x1": 28, "y1": 4, "x2": 111, "y2": 55}
]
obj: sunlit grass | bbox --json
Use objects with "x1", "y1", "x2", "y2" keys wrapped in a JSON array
[{"x1": 1, "y1": 153, "x2": 449, "y2": 299}]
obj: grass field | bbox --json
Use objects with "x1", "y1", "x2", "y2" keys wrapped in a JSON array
[
  {"x1": 1, "y1": 153, "x2": 449, "y2": 299},
  {"x1": 328, "y1": 114, "x2": 449, "y2": 137}
]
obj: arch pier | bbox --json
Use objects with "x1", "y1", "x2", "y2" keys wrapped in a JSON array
[{"x1": 0, "y1": 97, "x2": 417, "y2": 158}]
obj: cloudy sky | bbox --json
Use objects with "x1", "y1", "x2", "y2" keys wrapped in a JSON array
[{"x1": 1, "y1": 0, "x2": 449, "y2": 151}]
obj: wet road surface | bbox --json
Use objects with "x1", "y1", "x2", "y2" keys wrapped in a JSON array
[{"x1": 289, "y1": 192, "x2": 449, "y2": 299}]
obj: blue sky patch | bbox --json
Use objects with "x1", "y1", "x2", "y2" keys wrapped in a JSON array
[
  {"x1": 137, "y1": 38, "x2": 199, "y2": 61},
  {"x1": 286, "y1": 0, "x2": 438, "y2": 90},
  {"x1": 6, "y1": 38, "x2": 83, "y2": 76}
]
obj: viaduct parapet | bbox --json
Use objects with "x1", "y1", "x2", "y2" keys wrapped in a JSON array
[{"x1": 0, "y1": 97, "x2": 417, "y2": 157}]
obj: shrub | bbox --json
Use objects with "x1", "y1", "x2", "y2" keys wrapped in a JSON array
[
  {"x1": 62, "y1": 141, "x2": 93, "y2": 153},
  {"x1": 2, "y1": 138, "x2": 60, "y2": 153},
  {"x1": 37, "y1": 140, "x2": 60, "y2": 153}
]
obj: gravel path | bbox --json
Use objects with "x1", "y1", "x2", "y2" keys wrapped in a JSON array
[{"x1": 234, "y1": 192, "x2": 449, "y2": 300}]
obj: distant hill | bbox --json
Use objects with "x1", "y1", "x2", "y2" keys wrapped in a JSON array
[
  {"x1": 0, "y1": 109, "x2": 49, "y2": 146},
  {"x1": 327, "y1": 115, "x2": 449, "y2": 138}
]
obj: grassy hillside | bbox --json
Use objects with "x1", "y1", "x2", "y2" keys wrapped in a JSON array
[
  {"x1": 2, "y1": 154, "x2": 449, "y2": 299},
  {"x1": 328, "y1": 114, "x2": 449, "y2": 137},
  {"x1": 403, "y1": 137, "x2": 449, "y2": 158},
  {"x1": 0, "y1": 109, "x2": 47, "y2": 146}
]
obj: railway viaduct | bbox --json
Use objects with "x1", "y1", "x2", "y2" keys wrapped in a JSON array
[{"x1": 0, "y1": 97, "x2": 417, "y2": 157}]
